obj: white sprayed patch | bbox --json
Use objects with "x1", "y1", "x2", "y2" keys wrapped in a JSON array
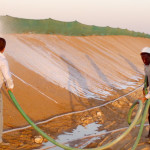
[
  {"x1": 4, "y1": 34, "x2": 144, "y2": 100},
  {"x1": 5, "y1": 35, "x2": 108, "y2": 100}
]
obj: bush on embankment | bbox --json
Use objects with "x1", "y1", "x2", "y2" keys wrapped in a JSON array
[{"x1": 0, "y1": 15, "x2": 150, "y2": 38}]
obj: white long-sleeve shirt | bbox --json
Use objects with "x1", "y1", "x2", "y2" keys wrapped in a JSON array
[{"x1": 0, "y1": 53, "x2": 14, "y2": 89}]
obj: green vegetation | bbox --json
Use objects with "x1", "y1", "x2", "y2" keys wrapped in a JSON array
[{"x1": 0, "y1": 15, "x2": 150, "y2": 38}]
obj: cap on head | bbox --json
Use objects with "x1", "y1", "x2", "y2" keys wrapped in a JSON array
[{"x1": 141, "y1": 47, "x2": 150, "y2": 54}]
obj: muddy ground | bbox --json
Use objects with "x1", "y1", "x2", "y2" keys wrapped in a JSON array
[{"x1": 1, "y1": 79, "x2": 150, "y2": 150}]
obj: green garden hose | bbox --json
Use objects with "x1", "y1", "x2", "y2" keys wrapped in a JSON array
[
  {"x1": 127, "y1": 76, "x2": 150, "y2": 150},
  {"x1": 8, "y1": 90, "x2": 143, "y2": 150},
  {"x1": 131, "y1": 99, "x2": 150, "y2": 150}
]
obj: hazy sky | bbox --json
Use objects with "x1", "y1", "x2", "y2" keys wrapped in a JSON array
[{"x1": 0, "y1": 0, "x2": 150, "y2": 34}]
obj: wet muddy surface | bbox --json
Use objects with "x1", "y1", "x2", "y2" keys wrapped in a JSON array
[
  {"x1": 1, "y1": 34, "x2": 150, "y2": 149},
  {"x1": 1, "y1": 84, "x2": 150, "y2": 150}
]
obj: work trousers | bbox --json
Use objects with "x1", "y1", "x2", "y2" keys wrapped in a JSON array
[
  {"x1": 149, "y1": 107, "x2": 150, "y2": 124},
  {"x1": 0, "y1": 92, "x2": 3, "y2": 143}
]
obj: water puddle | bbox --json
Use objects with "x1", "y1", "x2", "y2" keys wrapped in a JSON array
[{"x1": 36, "y1": 122, "x2": 107, "y2": 150}]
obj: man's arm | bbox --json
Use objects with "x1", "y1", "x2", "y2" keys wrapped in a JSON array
[
  {"x1": 1, "y1": 60, "x2": 14, "y2": 91},
  {"x1": 140, "y1": 75, "x2": 149, "y2": 103}
]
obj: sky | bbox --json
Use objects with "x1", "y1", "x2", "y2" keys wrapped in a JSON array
[{"x1": 0, "y1": 0, "x2": 150, "y2": 34}]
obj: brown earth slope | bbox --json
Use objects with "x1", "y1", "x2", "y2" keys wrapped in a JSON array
[{"x1": 0, "y1": 34, "x2": 150, "y2": 149}]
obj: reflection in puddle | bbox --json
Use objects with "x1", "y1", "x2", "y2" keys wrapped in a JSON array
[{"x1": 37, "y1": 122, "x2": 106, "y2": 150}]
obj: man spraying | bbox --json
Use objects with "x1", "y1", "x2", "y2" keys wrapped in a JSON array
[
  {"x1": 0, "y1": 37, "x2": 14, "y2": 144},
  {"x1": 140, "y1": 47, "x2": 150, "y2": 138}
]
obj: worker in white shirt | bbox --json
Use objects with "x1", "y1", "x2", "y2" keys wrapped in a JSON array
[
  {"x1": 0, "y1": 37, "x2": 14, "y2": 144},
  {"x1": 140, "y1": 47, "x2": 150, "y2": 138}
]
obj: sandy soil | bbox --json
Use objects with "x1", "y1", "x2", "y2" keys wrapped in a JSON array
[
  {"x1": 1, "y1": 83, "x2": 150, "y2": 150},
  {"x1": 0, "y1": 34, "x2": 150, "y2": 149}
]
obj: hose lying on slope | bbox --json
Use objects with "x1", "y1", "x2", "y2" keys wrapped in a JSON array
[
  {"x1": 8, "y1": 90, "x2": 143, "y2": 150},
  {"x1": 127, "y1": 76, "x2": 150, "y2": 150}
]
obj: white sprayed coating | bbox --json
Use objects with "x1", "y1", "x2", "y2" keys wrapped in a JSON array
[{"x1": 4, "y1": 34, "x2": 144, "y2": 100}]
